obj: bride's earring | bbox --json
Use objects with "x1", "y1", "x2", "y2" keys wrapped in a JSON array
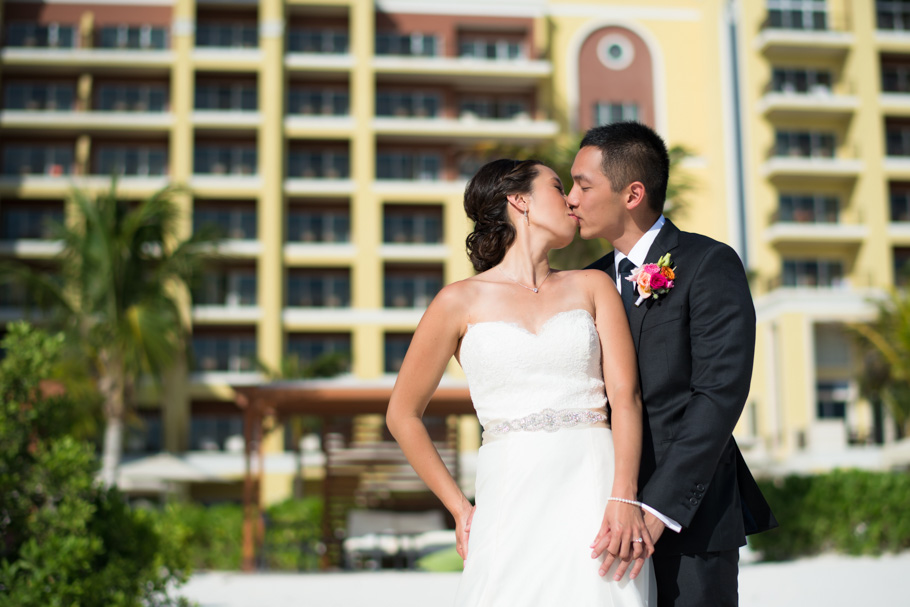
[{"x1": 524, "y1": 210, "x2": 529, "y2": 226}]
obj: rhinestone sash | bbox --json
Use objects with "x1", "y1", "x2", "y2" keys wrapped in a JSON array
[{"x1": 481, "y1": 407, "x2": 609, "y2": 445}]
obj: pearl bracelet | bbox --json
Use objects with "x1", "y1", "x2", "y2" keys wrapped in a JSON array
[{"x1": 608, "y1": 497, "x2": 642, "y2": 507}]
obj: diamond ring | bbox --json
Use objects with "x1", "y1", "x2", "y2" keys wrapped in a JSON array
[{"x1": 632, "y1": 537, "x2": 644, "y2": 543}]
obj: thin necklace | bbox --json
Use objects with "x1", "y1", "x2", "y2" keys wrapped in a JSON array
[{"x1": 496, "y1": 266, "x2": 552, "y2": 294}]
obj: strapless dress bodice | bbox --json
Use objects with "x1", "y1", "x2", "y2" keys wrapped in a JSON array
[{"x1": 459, "y1": 308, "x2": 608, "y2": 428}]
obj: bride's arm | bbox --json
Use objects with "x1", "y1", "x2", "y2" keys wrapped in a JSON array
[
  {"x1": 583, "y1": 270, "x2": 653, "y2": 580},
  {"x1": 386, "y1": 283, "x2": 474, "y2": 559}
]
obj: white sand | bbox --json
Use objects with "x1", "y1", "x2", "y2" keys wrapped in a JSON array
[{"x1": 180, "y1": 551, "x2": 910, "y2": 607}]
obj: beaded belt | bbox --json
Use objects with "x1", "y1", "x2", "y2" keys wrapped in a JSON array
[{"x1": 481, "y1": 407, "x2": 608, "y2": 445}]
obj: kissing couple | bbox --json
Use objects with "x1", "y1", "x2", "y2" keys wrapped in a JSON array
[{"x1": 387, "y1": 121, "x2": 778, "y2": 607}]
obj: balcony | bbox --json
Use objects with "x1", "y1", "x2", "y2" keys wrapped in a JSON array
[
  {"x1": 764, "y1": 221, "x2": 867, "y2": 245},
  {"x1": 757, "y1": 91, "x2": 858, "y2": 120},
  {"x1": 192, "y1": 110, "x2": 261, "y2": 130},
  {"x1": 373, "y1": 115, "x2": 558, "y2": 144},
  {"x1": 1, "y1": 47, "x2": 173, "y2": 71},
  {"x1": 0, "y1": 110, "x2": 173, "y2": 132},
  {"x1": 761, "y1": 156, "x2": 862, "y2": 181},
  {"x1": 373, "y1": 55, "x2": 551, "y2": 86},
  {"x1": 755, "y1": 12, "x2": 854, "y2": 59},
  {"x1": 192, "y1": 24, "x2": 261, "y2": 72},
  {"x1": 285, "y1": 27, "x2": 353, "y2": 72}
]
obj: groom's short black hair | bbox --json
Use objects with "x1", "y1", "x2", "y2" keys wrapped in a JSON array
[{"x1": 579, "y1": 121, "x2": 670, "y2": 215}]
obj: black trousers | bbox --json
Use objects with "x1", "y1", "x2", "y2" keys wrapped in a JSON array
[{"x1": 652, "y1": 549, "x2": 739, "y2": 607}]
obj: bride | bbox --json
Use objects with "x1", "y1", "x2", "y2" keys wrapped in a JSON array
[{"x1": 386, "y1": 159, "x2": 654, "y2": 606}]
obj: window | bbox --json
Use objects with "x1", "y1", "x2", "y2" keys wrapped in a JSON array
[
  {"x1": 774, "y1": 131, "x2": 836, "y2": 158},
  {"x1": 894, "y1": 247, "x2": 910, "y2": 286},
  {"x1": 778, "y1": 194, "x2": 839, "y2": 223},
  {"x1": 771, "y1": 68, "x2": 832, "y2": 93},
  {"x1": 96, "y1": 146, "x2": 167, "y2": 176},
  {"x1": 288, "y1": 150, "x2": 349, "y2": 179},
  {"x1": 288, "y1": 88, "x2": 348, "y2": 116},
  {"x1": 126, "y1": 411, "x2": 162, "y2": 454},
  {"x1": 594, "y1": 102, "x2": 639, "y2": 125},
  {"x1": 287, "y1": 29, "x2": 348, "y2": 53},
  {"x1": 375, "y1": 32, "x2": 437, "y2": 56},
  {"x1": 383, "y1": 206, "x2": 443, "y2": 244},
  {"x1": 782, "y1": 259, "x2": 844, "y2": 288},
  {"x1": 287, "y1": 204, "x2": 350, "y2": 243},
  {"x1": 377, "y1": 152, "x2": 441, "y2": 180},
  {"x1": 195, "y1": 83, "x2": 257, "y2": 111},
  {"x1": 877, "y1": 1, "x2": 910, "y2": 30},
  {"x1": 4, "y1": 82, "x2": 75, "y2": 111},
  {"x1": 99, "y1": 25, "x2": 167, "y2": 50},
  {"x1": 194, "y1": 145, "x2": 257, "y2": 175},
  {"x1": 192, "y1": 268, "x2": 257, "y2": 306},
  {"x1": 286, "y1": 333, "x2": 351, "y2": 370},
  {"x1": 882, "y1": 62, "x2": 910, "y2": 93},
  {"x1": 5, "y1": 22, "x2": 76, "y2": 48},
  {"x1": 459, "y1": 96, "x2": 528, "y2": 119},
  {"x1": 890, "y1": 184, "x2": 910, "y2": 221},
  {"x1": 887, "y1": 124, "x2": 910, "y2": 156},
  {"x1": 767, "y1": 0, "x2": 828, "y2": 30},
  {"x1": 458, "y1": 37, "x2": 525, "y2": 60},
  {"x1": 816, "y1": 382, "x2": 848, "y2": 419},
  {"x1": 196, "y1": 23, "x2": 258, "y2": 48},
  {"x1": 97, "y1": 84, "x2": 167, "y2": 112},
  {"x1": 191, "y1": 333, "x2": 256, "y2": 372},
  {"x1": 193, "y1": 205, "x2": 257, "y2": 239},
  {"x1": 286, "y1": 270, "x2": 350, "y2": 307},
  {"x1": 3, "y1": 145, "x2": 74, "y2": 176},
  {"x1": 376, "y1": 90, "x2": 440, "y2": 118},
  {"x1": 384, "y1": 333, "x2": 413, "y2": 373},
  {"x1": 1, "y1": 203, "x2": 63, "y2": 239},
  {"x1": 384, "y1": 267, "x2": 443, "y2": 308},
  {"x1": 190, "y1": 414, "x2": 243, "y2": 451}
]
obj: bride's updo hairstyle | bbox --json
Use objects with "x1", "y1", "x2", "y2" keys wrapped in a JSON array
[{"x1": 464, "y1": 158, "x2": 542, "y2": 272}]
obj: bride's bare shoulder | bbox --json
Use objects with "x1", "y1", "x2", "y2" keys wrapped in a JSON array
[
  {"x1": 555, "y1": 268, "x2": 613, "y2": 291},
  {"x1": 429, "y1": 272, "x2": 494, "y2": 315}
]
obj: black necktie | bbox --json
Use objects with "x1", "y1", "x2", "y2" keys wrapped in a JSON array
[{"x1": 618, "y1": 257, "x2": 636, "y2": 317}]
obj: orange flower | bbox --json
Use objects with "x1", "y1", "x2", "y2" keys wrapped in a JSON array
[{"x1": 660, "y1": 266, "x2": 675, "y2": 280}]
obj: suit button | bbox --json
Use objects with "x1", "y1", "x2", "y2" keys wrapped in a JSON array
[
  {"x1": 689, "y1": 497, "x2": 698, "y2": 505},
  {"x1": 696, "y1": 484, "x2": 706, "y2": 491}
]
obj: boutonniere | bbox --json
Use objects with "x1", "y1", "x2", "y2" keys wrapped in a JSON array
[{"x1": 626, "y1": 253, "x2": 676, "y2": 307}]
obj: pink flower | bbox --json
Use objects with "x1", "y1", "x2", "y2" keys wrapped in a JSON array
[
  {"x1": 641, "y1": 263, "x2": 660, "y2": 275},
  {"x1": 650, "y1": 273, "x2": 668, "y2": 290}
]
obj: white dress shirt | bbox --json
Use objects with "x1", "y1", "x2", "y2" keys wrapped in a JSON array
[{"x1": 611, "y1": 215, "x2": 682, "y2": 534}]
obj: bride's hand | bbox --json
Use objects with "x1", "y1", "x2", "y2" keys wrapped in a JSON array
[
  {"x1": 455, "y1": 498, "x2": 476, "y2": 561},
  {"x1": 591, "y1": 501, "x2": 654, "y2": 580}
]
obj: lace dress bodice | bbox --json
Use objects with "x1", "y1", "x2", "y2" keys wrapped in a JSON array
[{"x1": 459, "y1": 308, "x2": 608, "y2": 428}]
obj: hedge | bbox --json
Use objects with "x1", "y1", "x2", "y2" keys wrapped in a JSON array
[{"x1": 749, "y1": 469, "x2": 910, "y2": 561}]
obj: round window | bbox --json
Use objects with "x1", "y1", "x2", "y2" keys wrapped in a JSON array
[{"x1": 597, "y1": 33, "x2": 634, "y2": 71}]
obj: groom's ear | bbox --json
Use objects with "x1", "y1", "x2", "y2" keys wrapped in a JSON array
[{"x1": 625, "y1": 181, "x2": 647, "y2": 210}]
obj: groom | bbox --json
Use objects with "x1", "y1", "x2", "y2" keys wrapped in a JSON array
[{"x1": 567, "y1": 122, "x2": 777, "y2": 606}]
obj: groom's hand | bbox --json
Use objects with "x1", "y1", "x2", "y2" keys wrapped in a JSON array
[{"x1": 643, "y1": 510, "x2": 666, "y2": 545}]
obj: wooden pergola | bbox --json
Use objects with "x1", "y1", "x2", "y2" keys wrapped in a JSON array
[{"x1": 233, "y1": 380, "x2": 473, "y2": 571}]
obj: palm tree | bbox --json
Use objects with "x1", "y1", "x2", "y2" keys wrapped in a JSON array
[
  {"x1": 2, "y1": 182, "x2": 217, "y2": 485},
  {"x1": 471, "y1": 136, "x2": 695, "y2": 270},
  {"x1": 851, "y1": 289, "x2": 910, "y2": 436}
]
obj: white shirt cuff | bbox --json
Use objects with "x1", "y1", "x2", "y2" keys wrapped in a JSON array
[{"x1": 642, "y1": 503, "x2": 682, "y2": 533}]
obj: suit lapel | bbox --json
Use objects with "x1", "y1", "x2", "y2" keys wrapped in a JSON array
[{"x1": 628, "y1": 221, "x2": 681, "y2": 351}]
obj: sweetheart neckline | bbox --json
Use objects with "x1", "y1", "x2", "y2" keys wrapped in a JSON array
[{"x1": 464, "y1": 308, "x2": 594, "y2": 339}]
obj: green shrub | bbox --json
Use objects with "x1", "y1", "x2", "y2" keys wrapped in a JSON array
[
  {"x1": 0, "y1": 322, "x2": 192, "y2": 607},
  {"x1": 263, "y1": 497, "x2": 323, "y2": 571},
  {"x1": 154, "y1": 497, "x2": 323, "y2": 571},
  {"x1": 749, "y1": 469, "x2": 910, "y2": 561}
]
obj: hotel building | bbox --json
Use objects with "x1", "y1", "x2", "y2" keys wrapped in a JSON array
[{"x1": 0, "y1": 0, "x2": 904, "y2": 513}]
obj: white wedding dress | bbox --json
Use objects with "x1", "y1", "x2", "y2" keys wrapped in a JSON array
[{"x1": 455, "y1": 309, "x2": 653, "y2": 606}]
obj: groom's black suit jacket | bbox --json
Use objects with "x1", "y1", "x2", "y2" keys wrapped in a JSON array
[{"x1": 588, "y1": 220, "x2": 777, "y2": 555}]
